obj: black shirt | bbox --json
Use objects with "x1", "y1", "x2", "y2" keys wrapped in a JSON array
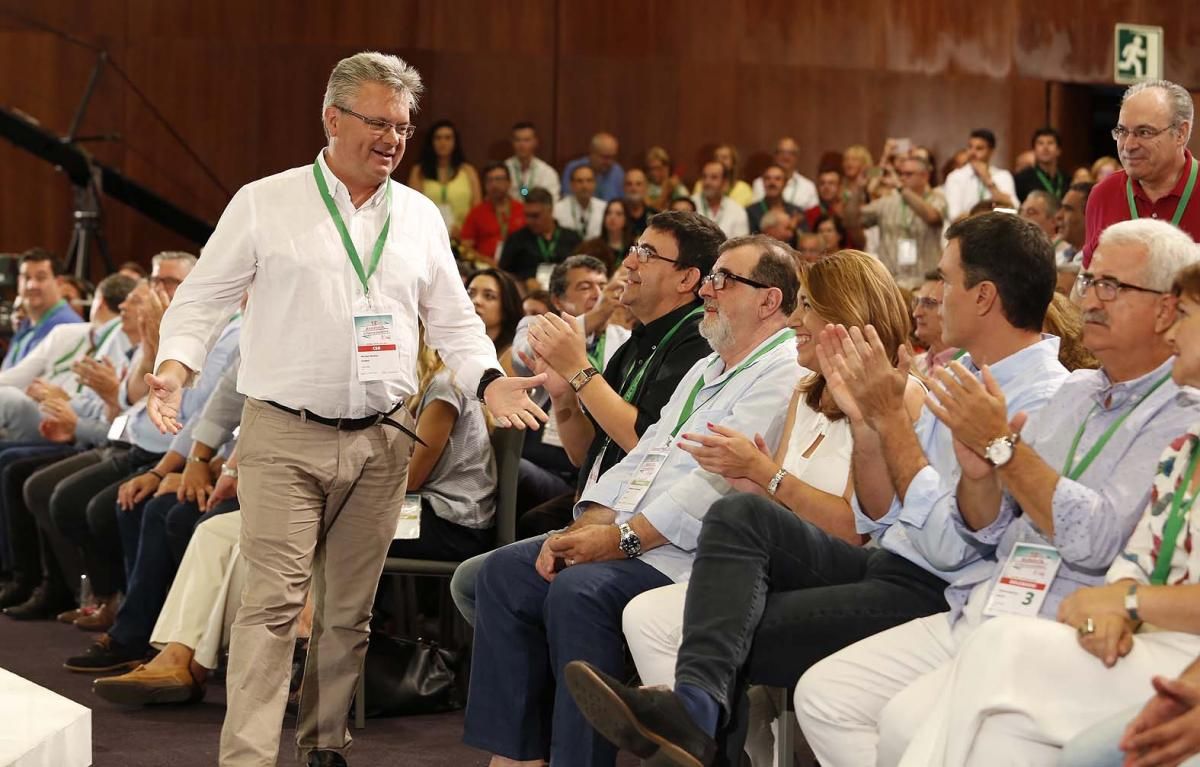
[
  {"x1": 1014, "y1": 166, "x2": 1068, "y2": 203},
  {"x1": 628, "y1": 205, "x2": 660, "y2": 237},
  {"x1": 575, "y1": 299, "x2": 710, "y2": 495},
  {"x1": 499, "y1": 225, "x2": 582, "y2": 280}
]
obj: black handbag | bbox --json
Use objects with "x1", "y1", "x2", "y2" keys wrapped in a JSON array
[{"x1": 360, "y1": 633, "x2": 463, "y2": 717}]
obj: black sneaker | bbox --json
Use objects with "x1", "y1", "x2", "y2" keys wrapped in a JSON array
[{"x1": 64, "y1": 634, "x2": 145, "y2": 673}]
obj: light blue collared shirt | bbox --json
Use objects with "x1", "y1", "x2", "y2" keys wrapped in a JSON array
[
  {"x1": 577, "y1": 328, "x2": 802, "y2": 583},
  {"x1": 854, "y1": 335, "x2": 1069, "y2": 583},
  {"x1": 949, "y1": 357, "x2": 1200, "y2": 621}
]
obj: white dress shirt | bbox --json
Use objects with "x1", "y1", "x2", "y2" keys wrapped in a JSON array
[
  {"x1": 553, "y1": 196, "x2": 606, "y2": 240},
  {"x1": 0, "y1": 317, "x2": 129, "y2": 391},
  {"x1": 943, "y1": 164, "x2": 1018, "y2": 222},
  {"x1": 751, "y1": 172, "x2": 819, "y2": 210},
  {"x1": 692, "y1": 195, "x2": 750, "y2": 238},
  {"x1": 157, "y1": 151, "x2": 501, "y2": 419},
  {"x1": 506, "y1": 156, "x2": 561, "y2": 200}
]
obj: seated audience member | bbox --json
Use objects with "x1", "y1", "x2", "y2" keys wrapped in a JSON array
[
  {"x1": 943, "y1": 128, "x2": 1017, "y2": 222},
  {"x1": 563, "y1": 212, "x2": 1067, "y2": 766},
  {"x1": 694, "y1": 144, "x2": 755, "y2": 208},
  {"x1": 1044, "y1": 290, "x2": 1099, "y2": 371},
  {"x1": 1021, "y1": 189, "x2": 1061, "y2": 242},
  {"x1": 459, "y1": 162, "x2": 525, "y2": 265},
  {"x1": 506, "y1": 121, "x2": 560, "y2": 201},
  {"x1": 795, "y1": 218, "x2": 1200, "y2": 766},
  {"x1": 499, "y1": 188, "x2": 582, "y2": 292},
  {"x1": 556, "y1": 164, "x2": 607, "y2": 240},
  {"x1": 844, "y1": 154, "x2": 947, "y2": 286},
  {"x1": 1013, "y1": 150, "x2": 1036, "y2": 174},
  {"x1": 522, "y1": 289, "x2": 554, "y2": 317},
  {"x1": 616, "y1": 250, "x2": 925, "y2": 763},
  {"x1": 1092, "y1": 155, "x2": 1121, "y2": 182},
  {"x1": 911, "y1": 270, "x2": 959, "y2": 374},
  {"x1": 450, "y1": 211, "x2": 723, "y2": 624},
  {"x1": 3, "y1": 249, "x2": 84, "y2": 370},
  {"x1": 1014, "y1": 127, "x2": 1069, "y2": 203},
  {"x1": 747, "y1": 164, "x2": 803, "y2": 238},
  {"x1": 671, "y1": 198, "x2": 697, "y2": 213},
  {"x1": 575, "y1": 199, "x2": 633, "y2": 272},
  {"x1": 463, "y1": 234, "x2": 803, "y2": 767},
  {"x1": 812, "y1": 213, "x2": 845, "y2": 253},
  {"x1": 694, "y1": 161, "x2": 750, "y2": 238},
  {"x1": 65, "y1": 359, "x2": 243, "y2": 674},
  {"x1": 758, "y1": 209, "x2": 798, "y2": 248},
  {"x1": 0, "y1": 273, "x2": 135, "y2": 442},
  {"x1": 407, "y1": 118, "x2": 481, "y2": 237},
  {"x1": 561, "y1": 132, "x2": 625, "y2": 202},
  {"x1": 1055, "y1": 181, "x2": 1093, "y2": 264},
  {"x1": 56, "y1": 275, "x2": 89, "y2": 319},
  {"x1": 794, "y1": 232, "x2": 825, "y2": 266},
  {"x1": 466, "y1": 268, "x2": 522, "y2": 375},
  {"x1": 841, "y1": 144, "x2": 875, "y2": 200},
  {"x1": 117, "y1": 261, "x2": 147, "y2": 280},
  {"x1": 622, "y1": 169, "x2": 658, "y2": 237},
  {"x1": 1057, "y1": 259, "x2": 1082, "y2": 296},
  {"x1": 645, "y1": 146, "x2": 688, "y2": 210},
  {"x1": 811, "y1": 167, "x2": 846, "y2": 226},
  {"x1": 1083, "y1": 80, "x2": 1199, "y2": 267},
  {"x1": 751, "y1": 137, "x2": 818, "y2": 210}
]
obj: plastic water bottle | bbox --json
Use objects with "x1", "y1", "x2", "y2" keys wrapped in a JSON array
[{"x1": 79, "y1": 574, "x2": 95, "y2": 614}]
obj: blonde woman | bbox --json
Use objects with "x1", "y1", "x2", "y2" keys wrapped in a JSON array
[{"x1": 645, "y1": 146, "x2": 688, "y2": 210}]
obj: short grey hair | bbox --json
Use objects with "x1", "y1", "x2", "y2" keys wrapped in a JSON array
[
  {"x1": 1122, "y1": 79, "x2": 1194, "y2": 142},
  {"x1": 1097, "y1": 219, "x2": 1200, "y2": 291},
  {"x1": 151, "y1": 251, "x2": 198, "y2": 270},
  {"x1": 322, "y1": 52, "x2": 424, "y2": 135},
  {"x1": 1024, "y1": 190, "x2": 1060, "y2": 216},
  {"x1": 719, "y1": 234, "x2": 800, "y2": 314}
]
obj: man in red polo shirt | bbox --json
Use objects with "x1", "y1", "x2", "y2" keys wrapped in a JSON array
[
  {"x1": 1084, "y1": 79, "x2": 1197, "y2": 267},
  {"x1": 461, "y1": 161, "x2": 526, "y2": 264}
]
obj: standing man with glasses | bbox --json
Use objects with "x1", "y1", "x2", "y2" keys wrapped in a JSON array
[
  {"x1": 144, "y1": 52, "x2": 546, "y2": 767},
  {"x1": 1085, "y1": 79, "x2": 1199, "y2": 267}
]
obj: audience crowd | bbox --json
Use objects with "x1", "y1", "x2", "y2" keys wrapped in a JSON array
[{"x1": 2, "y1": 75, "x2": 1200, "y2": 767}]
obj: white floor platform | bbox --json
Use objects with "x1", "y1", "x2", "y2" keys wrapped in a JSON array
[{"x1": 0, "y1": 667, "x2": 90, "y2": 767}]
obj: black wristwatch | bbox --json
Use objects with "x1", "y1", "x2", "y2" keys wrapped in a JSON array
[{"x1": 476, "y1": 368, "x2": 505, "y2": 402}]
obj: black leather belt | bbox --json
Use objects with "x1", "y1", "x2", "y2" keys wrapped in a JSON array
[{"x1": 264, "y1": 400, "x2": 426, "y2": 445}]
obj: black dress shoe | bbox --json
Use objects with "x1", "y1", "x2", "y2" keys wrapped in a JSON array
[
  {"x1": 3, "y1": 583, "x2": 73, "y2": 620},
  {"x1": 306, "y1": 750, "x2": 347, "y2": 767},
  {"x1": 0, "y1": 580, "x2": 33, "y2": 610},
  {"x1": 564, "y1": 660, "x2": 717, "y2": 767},
  {"x1": 64, "y1": 634, "x2": 146, "y2": 673}
]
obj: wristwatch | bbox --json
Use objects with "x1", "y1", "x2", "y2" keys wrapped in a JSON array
[
  {"x1": 187, "y1": 455, "x2": 210, "y2": 464},
  {"x1": 1124, "y1": 583, "x2": 1141, "y2": 622},
  {"x1": 617, "y1": 523, "x2": 642, "y2": 558},
  {"x1": 475, "y1": 368, "x2": 505, "y2": 402},
  {"x1": 767, "y1": 467, "x2": 788, "y2": 496},
  {"x1": 569, "y1": 366, "x2": 600, "y2": 392},
  {"x1": 220, "y1": 465, "x2": 238, "y2": 479},
  {"x1": 984, "y1": 433, "x2": 1020, "y2": 467}
]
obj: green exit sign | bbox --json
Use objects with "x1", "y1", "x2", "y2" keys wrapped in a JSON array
[{"x1": 1114, "y1": 24, "x2": 1163, "y2": 84}]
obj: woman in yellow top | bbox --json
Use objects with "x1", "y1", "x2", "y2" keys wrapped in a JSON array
[{"x1": 408, "y1": 118, "x2": 481, "y2": 237}]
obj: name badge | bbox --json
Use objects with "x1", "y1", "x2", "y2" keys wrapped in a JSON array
[
  {"x1": 983, "y1": 542, "x2": 1062, "y2": 618},
  {"x1": 354, "y1": 313, "x2": 403, "y2": 382},
  {"x1": 536, "y1": 263, "x2": 555, "y2": 291},
  {"x1": 107, "y1": 414, "x2": 130, "y2": 442},
  {"x1": 584, "y1": 444, "x2": 607, "y2": 490},
  {"x1": 897, "y1": 238, "x2": 919, "y2": 267},
  {"x1": 393, "y1": 494, "x2": 422, "y2": 540},
  {"x1": 612, "y1": 445, "x2": 670, "y2": 514},
  {"x1": 541, "y1": 413, "x2": 564, "y2": 448}
]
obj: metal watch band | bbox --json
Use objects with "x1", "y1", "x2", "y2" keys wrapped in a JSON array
[{"x1": 767, "y1": 467, "x2": 788, "y2": 496}]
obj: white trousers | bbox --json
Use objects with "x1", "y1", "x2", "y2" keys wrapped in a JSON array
[
  {"x1": 898, "y1": 616, "x2": 1200, "y2": 767},
  {"x1": 149, "y1": 510, "x2": 245, "y2": 670}
]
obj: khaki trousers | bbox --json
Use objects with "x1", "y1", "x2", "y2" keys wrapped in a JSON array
[{"x1": 218, "y1": 398, "x2": 414, "y2": 766}]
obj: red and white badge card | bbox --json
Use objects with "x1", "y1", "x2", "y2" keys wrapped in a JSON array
[{"x1": 354, "y1": 313, "x2": 402, "y2": 382}]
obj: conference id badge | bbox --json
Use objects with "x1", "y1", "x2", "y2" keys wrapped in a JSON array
[
  {"x1": 541, "y1": 413, "x2": 564, "y2": 448},
  {"x1": 536, "y1": 263, "x2": 555, "y2": 291},
  {"x1": 612, "y1": 445, "x2": 670, "y2": 513},
  {"x1": 982, "y1": 542, "x2": 1062, "y2": 618},
  {"x1": 354, "y1": 313, "x2": 402, "y2": 382},
  {"x1": 584, "y1": 444, "x2": 607, "y2": 490},
  {"x1": 393, "y1": 494, "x2": 422, "y2": 540},
  {"x1": 897, "y1": 238, "x2": 919, "y2": 267},
  {"x1": 107, "y1": 414, "x2": 129, "y2": 442}
]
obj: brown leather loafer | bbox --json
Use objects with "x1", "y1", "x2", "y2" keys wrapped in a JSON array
[{"x1": 92, "y1": 664, "x2": 205, "y2": 706}]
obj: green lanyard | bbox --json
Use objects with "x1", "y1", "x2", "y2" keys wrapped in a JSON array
[
  {"x1": 586, "y1": 332, "x2": 608, "y2": 372},
  {"x1": 670, "y1": 329, "x2": 794, "y2": 437},
  {"x1": 1061, "y1": 373, "x2": 1171, "y2": 480},
  {"x1": 13, "y1": 298, "x2": 68, "y2": 361},
  {"x1": 312, "y1": 161, "x2": 392, "y2": 297},
  {"x1": 1150, "y1": 439, "x2": 1200, "y2": 585},
  {"x1": 536, "y1": 230, "x2": 561, "y2": 262},
  {"x1": 496, "y1": 201, "x2": 511, "y2": 242},
  {"x1": 1035, "y1": 168, "x2": 1064, "y2": 198},
  {"x1": 49, "y1": 335, "x2": 87, "y2": 377},
  {"x1": 512, "y1": 160, "x2": 531, "y2": 197},
  {"x1": 1126, "y1": 156, "x2": 1198, "y2": 227}
]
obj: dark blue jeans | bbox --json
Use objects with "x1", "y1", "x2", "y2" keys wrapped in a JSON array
[
  {"x1": 463, "y1": 536, "x2": 672, "y2": 767},
  {"x1": 110, "y1": 494, "x2": 239, "y2": 651}
]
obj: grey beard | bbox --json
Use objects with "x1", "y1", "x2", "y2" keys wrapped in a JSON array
[{"x1": 698, "y1": 312, "x2": 734, "y2": 353}]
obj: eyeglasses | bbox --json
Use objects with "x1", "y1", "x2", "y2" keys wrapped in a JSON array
[
  {"x1": 1074, "y1": 272, "x2": 1165, "y2": 302},
  {"x1": 701, "y1": 268, "x2": 772, "y2": 291},
  {"x1": 914, "y1": 297, "x2": 941, "y2": 309},
  {"x1": 1111, "y1": 123, "x2": 1176, "y2": 142},
  {"x1": 336, "y1": 106, "x2": 417, "y2": 139},
  {"x1": 628, "y1": 243, "x2": 679, "y2": 265}
]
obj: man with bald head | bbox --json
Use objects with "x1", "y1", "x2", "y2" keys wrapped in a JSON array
[
  {"x1": 751, "y1": 136, "x2": 819, "y2": 210},
  {"x1": 1020, "y1": 189, "x2": 1060, "y2": 241},
  {"x1": 1083, "y1": 79, "x2": 1199, "y2": 267},
  {"x1": 562, "y1": 131, "x2": 626, "y2": 202}
]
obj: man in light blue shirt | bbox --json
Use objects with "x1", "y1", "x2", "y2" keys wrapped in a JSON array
[
  {"x1": 796, "y1": 217, "x2": 1200, "y2": 766},
  {"x1": 560, "y1": 132, "x2": 625, "y2": 202},
  {"x1": 464, "y1": 236, "x2": 802, "y2": 767}
]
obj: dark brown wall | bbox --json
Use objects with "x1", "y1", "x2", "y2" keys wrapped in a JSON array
[{"x1": 0, "y1": 0, "x2": 1197, "y2": 277}]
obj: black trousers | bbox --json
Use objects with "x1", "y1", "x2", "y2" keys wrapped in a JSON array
[
  {"x1": 516, "y1": 490, "x2": 575, "y2": 539},
  {"x1": 3, "y1": 446, "x2": 82, "y2": 594},
  {"x1": 671, "y1": 493, "x2": 950, "y2": 765}
]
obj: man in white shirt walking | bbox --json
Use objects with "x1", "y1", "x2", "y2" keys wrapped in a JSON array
[{"x1": 144, "y1": 52, "x2": 545, "y2": 767}]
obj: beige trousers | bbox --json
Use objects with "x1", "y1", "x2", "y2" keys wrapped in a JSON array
[{"x1": 218, "y1": 398, "x2": 414, "y2": 766}]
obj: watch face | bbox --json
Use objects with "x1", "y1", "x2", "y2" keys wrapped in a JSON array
[{"x1": 986, "y1": 438, "x2": 1013, "y2": 466}]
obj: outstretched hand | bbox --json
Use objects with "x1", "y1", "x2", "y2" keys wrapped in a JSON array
[{"x1": 484, "y1": 374, "x2": 549, "y2": 430}]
